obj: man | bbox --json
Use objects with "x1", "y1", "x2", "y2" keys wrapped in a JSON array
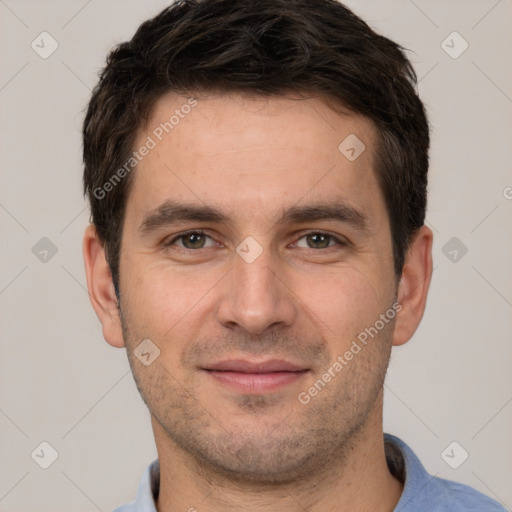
[{"x1": 82, "y1": 1, "x2": 506, "y2": 510}]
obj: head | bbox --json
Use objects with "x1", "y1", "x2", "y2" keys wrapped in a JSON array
[{"x1": 83, "y1": 0, "x2": 432, "y2": 483}]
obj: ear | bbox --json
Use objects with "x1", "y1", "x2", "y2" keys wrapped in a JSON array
[
  {"x1": 393, "y1": 225, "x2": 433, "y2": 347},
  {"x1": 83, "y1": 224, "x2": 125, "y2": 348}
]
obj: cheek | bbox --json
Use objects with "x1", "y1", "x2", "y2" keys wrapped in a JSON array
[
  {"x1": 291, "y1": 267, "x2": 391, "y2": 347},
  {"x1": 121, "y1": 258, "x2": 222, "y2": 341}
]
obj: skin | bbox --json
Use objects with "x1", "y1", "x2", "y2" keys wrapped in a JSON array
[{"x1": 83, "y1": 92, "x2": 432, "y2": 512}]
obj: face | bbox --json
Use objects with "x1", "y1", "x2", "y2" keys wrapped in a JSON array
[{"x1": 104, "y1": 93, "x2": 404, "y2": 482}]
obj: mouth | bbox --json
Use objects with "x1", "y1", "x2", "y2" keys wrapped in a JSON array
[{"x1": 202, "y1": 359, "x2": 310, "y2": 393}]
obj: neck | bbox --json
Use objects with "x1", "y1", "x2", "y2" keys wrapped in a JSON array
[{"x1": 153, "y1": 395, "x2": 403, "y2": 512}]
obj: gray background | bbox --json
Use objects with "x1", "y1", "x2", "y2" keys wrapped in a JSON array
[{"x1": 1, "y1": 0, "x2": 511, "y2": 510}]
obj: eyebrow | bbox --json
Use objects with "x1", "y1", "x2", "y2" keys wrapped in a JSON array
[{"x1": 138, "y1": 199, "x2": 369, "y2": 235}]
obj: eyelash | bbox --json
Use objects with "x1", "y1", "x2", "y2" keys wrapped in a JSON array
[{"x1": 163, "y1": 229, "x2": 347, "y2": 251}]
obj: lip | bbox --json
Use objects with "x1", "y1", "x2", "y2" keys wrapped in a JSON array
[
  {"x1": 206, "y1": 358, "x2": 307, "y2": 373},
  {"x1": 203, "y1": 359, "x2": 309, "y2": 393}
]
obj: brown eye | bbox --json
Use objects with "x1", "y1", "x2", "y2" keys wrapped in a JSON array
[
  {"x1": 165, "y1": 230, "x2": 216, "y2": 250},
  {"x1": 181, "y1": 232, "x2": 206, "y2": 249},
  {"x1": 295, "y1": 232, "x2": 343, "y2": 249},
  {"x1": 306, "y1": 233, "x2": 331, "y2": 249}
]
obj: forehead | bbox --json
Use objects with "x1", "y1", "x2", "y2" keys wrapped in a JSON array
[{"x1": 126, "y1": 92, "x2": 384, "y2": 229}]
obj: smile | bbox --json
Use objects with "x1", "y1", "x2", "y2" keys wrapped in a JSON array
[{"x1": 202, "y1": 359, "x2": 310, "y2": 393}]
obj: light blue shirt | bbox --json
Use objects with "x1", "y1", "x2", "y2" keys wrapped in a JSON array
[{"x1": 114, "y1": 433, "x2": 507, "y2": 511}]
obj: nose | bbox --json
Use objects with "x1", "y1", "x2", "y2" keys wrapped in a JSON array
[{"x1": 215, "y1": 244, "x2": 298, "y2": 335}]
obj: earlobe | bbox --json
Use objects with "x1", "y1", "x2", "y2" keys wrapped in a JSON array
[
  {"x1": 83, "y1": 224, "x2": 125, "y2": 348},
  {"x1": 392, "y1": 225, "x2": 433, "y2": 347}
]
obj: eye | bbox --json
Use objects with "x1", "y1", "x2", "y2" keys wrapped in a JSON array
[
  {"x1": 163, "y1": 230, "x2": 347, "y2": 252},
  {"x1": 294, "y1": 232, "x2": 346, "y2": 249},
  {"x1": 164, "y1": 230, "x2": 217, "y2": 250}
]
